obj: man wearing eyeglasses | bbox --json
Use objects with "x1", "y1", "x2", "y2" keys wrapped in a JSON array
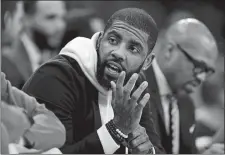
[{"x1": 145, "y1": 18, "x2": 221, "y2": 154}]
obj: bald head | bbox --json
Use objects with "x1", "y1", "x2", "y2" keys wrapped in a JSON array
[
  {"x1": 165, "y1": 18, "x2": 218, "y2": 65},
  {"x1": 156, "y1": 18, "x2": 219, "y2": 95}
]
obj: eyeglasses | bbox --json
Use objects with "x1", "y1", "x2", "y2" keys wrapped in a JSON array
[{"x1": 176, "y1": 44, "x2": 215, "y2": 77}]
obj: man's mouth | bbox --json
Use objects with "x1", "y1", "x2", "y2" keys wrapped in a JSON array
[
  {"x1": 189, "y1": 79, "x2": 201, "y2": 87},
  {"x1": 104, "y1": 61, "x2": 123, "y2": 79},
  {"x1": 182, "y1": 79, "x2": 201, "y2": 94}
]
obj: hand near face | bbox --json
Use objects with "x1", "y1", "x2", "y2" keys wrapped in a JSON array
[
  {"x1": 111, "y1": 71, "x2": 150, "y2": 135},
  {"x1": 202, "y1": 143, "x2": 224, "y2": 154}
]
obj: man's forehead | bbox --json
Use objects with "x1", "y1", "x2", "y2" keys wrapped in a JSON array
[
  {"x1": 107, "y1": 21, "x2": 149, "y2": 43},
  {"x1": 178, "y1": 35, "x2": 218, "y2": 67},
  {"x1": 36, "y1": 1, "x2": 66, "y2": 15}
]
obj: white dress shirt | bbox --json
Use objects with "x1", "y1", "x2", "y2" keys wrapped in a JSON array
[
  {"x1": 152, "y1": 59, "x2": 180, "y2": 154},
  {"x1": 20, "y1": 33, "x2": 42, "y2": 72}
]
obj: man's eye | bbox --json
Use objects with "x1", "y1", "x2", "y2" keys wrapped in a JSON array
[
  {"x1": 108, "y1": 37, "x2": 118, "y2": 45},
  {"x1": 130, "y1": 46, "x2": 139, "y2": 54}
]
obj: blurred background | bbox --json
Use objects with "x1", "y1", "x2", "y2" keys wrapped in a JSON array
[{"x1": 1, "y1": 0, "x2": 224, "y2": 153}]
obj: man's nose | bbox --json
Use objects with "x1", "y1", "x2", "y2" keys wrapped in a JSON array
[{"x1": 111, "y1": 45, "x2": 126, "y2": 61}]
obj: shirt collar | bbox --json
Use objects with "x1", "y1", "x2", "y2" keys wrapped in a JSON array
[
  {"x1": 152, "y1": 59, "x2": 172, "y2": 96},
  {"x1": 20, "y1": 33, "x2": 41, "y2": 71}
]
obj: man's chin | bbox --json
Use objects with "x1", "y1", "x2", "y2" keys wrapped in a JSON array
[
  {"x1": 177, "y1": 85, "x2": 195, "y2": 96},
  {"x1": 97, "y1": 74, "x2": 115, "y2": 90}
]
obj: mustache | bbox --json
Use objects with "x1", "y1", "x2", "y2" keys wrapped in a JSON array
[
  {"x1": 102, "y1": 58, "x2": 126, "y2": 71},
  {"x1": 32, "y1": 28, "x2": 56, "y2": 51}
]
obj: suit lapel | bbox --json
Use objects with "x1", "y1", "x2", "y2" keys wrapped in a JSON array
[
  {"x1": 145, "y1": 66, "x2": 165, "y2": 124},
  {"x1": 11, "y1": 38, "x2": 33, "y2": 80}
]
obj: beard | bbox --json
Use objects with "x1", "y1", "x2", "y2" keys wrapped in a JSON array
[
  {"x1": 96, "y1": 52, "x2": 144, "y2": 90},
  {"x1": 31, "y1": 28, "x2": 57, "y2": 51}
]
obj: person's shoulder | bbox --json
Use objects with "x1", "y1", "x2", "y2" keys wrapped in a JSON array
[{"x1": 36, "y1": 54, "x2": 85, "y2": 83}]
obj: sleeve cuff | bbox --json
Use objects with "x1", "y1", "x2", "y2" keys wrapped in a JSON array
[
  {"x1": 97, "y1": 125, "x2": 120, "y2": 154},
  {"x1": 151, "y1": 147, "x2": 156, "y2": 154}
]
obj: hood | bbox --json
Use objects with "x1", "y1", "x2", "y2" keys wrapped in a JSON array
[{"x1": 59, "y1": 32, "x2": 108, "y2": 95}]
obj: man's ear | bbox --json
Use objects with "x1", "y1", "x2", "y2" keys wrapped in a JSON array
[
  {"x1": 142, "y1": 53, "x2": 155, "y2": 71},
  {"x1": 96, "y1": 31, "x2": 103, "y2": 49},
  {"x1": 165, "y1": 42, "x2": 175, "y2": 60}
]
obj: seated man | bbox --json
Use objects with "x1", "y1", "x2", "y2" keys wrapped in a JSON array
[
  {"x1": 145, "y1": 18, "x2": 222, "y2": 154},
  {"x1": 23, "y1": 8, "x2": 164, "y2": 154},
  {"x1": 1, "y1": 72, "x2": 66, "y2": 153}
]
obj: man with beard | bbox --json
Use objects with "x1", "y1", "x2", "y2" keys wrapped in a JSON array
[
  {"x1": 145, "y1": 18, "x2": 220, "y2": 153},
  {"x1": 2, "y1": 1, "x2": 66, "y2": 89},
  {"x1": 22, "y1": 8, "x2": 164, "y2": 154}
]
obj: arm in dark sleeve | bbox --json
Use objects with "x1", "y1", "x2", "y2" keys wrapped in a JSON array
[
  {"x1": 22, "y1": 62, "x2": 105, "y2": 154},
  {"x1": 140, "y1": 100, "x2": 165, "y2": 154},
  {"x1": 136, "y1": 71, "x2": 165, "y2": 153},
  {"x1": 1, "y1": 72, "x2": 66, "y2": 150}
]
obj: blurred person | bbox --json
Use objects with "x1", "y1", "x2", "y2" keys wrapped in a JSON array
[
  {"x1": 2, "y1": 0, "x2": 67, "y2": 89},
  {"x1": 145, "y1": 18, "x2": 221, "y2": 154},
  {"x1": 1, "y1": 1, "x2": 24, "y2": 46},
  {"x1": 60, "y1": 9, "x2": 102, "y2": 48},
  {"x1": 22, "y1": 1, "x2": 66, "y2": 55},
  {"x1": 1, "y1": 1, "x2": 26, "y2": 89},
  {"x1": 1, "y1": 72, "x2": 66, "y2": 153},
  {"x1": 193, "y1": 54, "x2": 224, "y2": 152},
  {"x1": 23, "y1": 8, "x2": 165, "y2": 154}
]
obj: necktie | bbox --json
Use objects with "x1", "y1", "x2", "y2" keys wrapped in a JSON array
[{"x1": 167, "y1": 94, "x2": 176, "y2": 154}]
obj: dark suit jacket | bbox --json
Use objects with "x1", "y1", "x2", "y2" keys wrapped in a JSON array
[
  {"x1": 2, "y1": 38, "x2": 33, "y2": 89},
  {"x1": 145, "y1": 66, "x2": 197, "y2": 154},
  {"x1": 23, "y1": 55, "x2": 165, "y2": 154}
]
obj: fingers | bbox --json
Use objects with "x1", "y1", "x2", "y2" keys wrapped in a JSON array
[
  {"x1": 211, "y1": 143, "x2": 224, "y2": 154},
  {"x1": 135, "y1": 93, "x2": 150, "y2": 112},
  {"x1": 128, "y1": 130, "x2": 149, "y2": 149},
  {"x1": 116, "y1": 71, "x2": 126, "y2": 99},
  {"x1": 110, "y1": 81, "x2": 116, "y2": 99},
  {"x1": 130, "y1": 140, "x2": 152, "y2": 154},
  {"x1": 116, "y1": 71, "x2": 126, "y2": 87},
  {"x1": 110, "y1": 81, "x2": 116, "y2": 108},
  {"x1": 204, "y1": 143, "x2": 224, "y2": 154},
  {"x1": 123, "y1": 73, "x2": 139, "y2": 99},
  {"x1": 130, "y1": 81, "x2": 148, "y2": 105},
  {"x1": 128, "y1": 125, "x2": 144, "y2": 141}
]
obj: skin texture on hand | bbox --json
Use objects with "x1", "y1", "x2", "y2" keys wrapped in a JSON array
[
  {"x1": 127, "y1": 125, "x2": 153, "y2": 154},
  {"x1": 202, "y1": 143, "x2": 224, "y2": 154},
  {"x1": 111, "y1": 71, "x2": 150, "y2": 135}
]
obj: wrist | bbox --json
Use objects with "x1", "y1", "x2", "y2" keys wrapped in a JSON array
[
  {"x1": 112, "y1": 117, "x2": 130, "y2": 135},
  {"x1": 106, "y1": 120, "x2": 128, "y2": 145},
  {"x1": 148, "y1": 146, "x2": 155, "y2": 154}
]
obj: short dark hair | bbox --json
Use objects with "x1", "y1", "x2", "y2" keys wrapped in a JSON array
[
  {"x1": 104, "y1": 8, "x2": 158, "y2": 53},
  {"x1": 23, "y1": 1, "x2": 37, "y2": 15},
  {"x1": 1, "y1": 1, "x2": 18, "y2": 29}
]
